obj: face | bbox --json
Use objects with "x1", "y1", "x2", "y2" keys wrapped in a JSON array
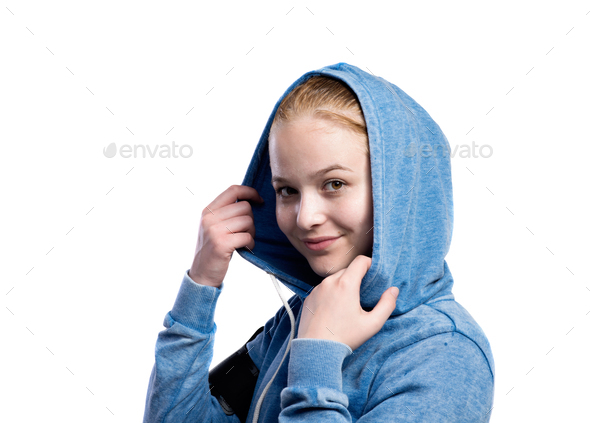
[{"x1": 269, "y1": 116, "x2": 373, "y2": 279}]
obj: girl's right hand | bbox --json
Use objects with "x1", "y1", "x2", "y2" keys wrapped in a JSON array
[{"x1": 189, "y1": 185, "x2": 264, "y2": 288}]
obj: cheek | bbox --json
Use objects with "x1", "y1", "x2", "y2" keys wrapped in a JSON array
[
  {"x1": 344, "y1": 199, "x2": 372, "y2": 231},
  {"x1": 347, "y1": 195, "x2": 369, "y2": 222},
  {"x1": 276, "y1": 205, "x2": 293, "y2": 232},
  {"x1": 359, "y1": 188, "x2": 374, "y2": 222}
]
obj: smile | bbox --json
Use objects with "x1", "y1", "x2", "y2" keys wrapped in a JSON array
[{"x1": 303, "y1": 236, "x2": 341, "y2": 251}]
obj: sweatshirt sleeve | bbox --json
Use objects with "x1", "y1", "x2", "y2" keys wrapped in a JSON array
[
  {"x1": 279, "y1": 338, "x2": 354, "y2": 420},
  {"x1": 279, "y1": 332, "x2": 493, "y2": 422},
  {"x1": 142, "y1": 269, "x2": 241, "y2": 423}
]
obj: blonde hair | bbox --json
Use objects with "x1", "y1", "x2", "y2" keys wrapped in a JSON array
[{"x1": 269, "y1": 76, "x2": 369, "y2": 156}]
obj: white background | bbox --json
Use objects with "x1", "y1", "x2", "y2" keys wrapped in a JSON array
[{"x1": 1, "y1": 1, "x2": 589, "y2": 422}]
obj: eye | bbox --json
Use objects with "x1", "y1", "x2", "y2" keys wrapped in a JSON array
[
  {"x1": 275, "y1": 186, "x2": 297, "y2": 197},
  {"x1": 274, "y1": 180, "x2": 346, "y2": 198},
  {"x1": 325, "y1": 180, "x2": 345, "y2": 192}
]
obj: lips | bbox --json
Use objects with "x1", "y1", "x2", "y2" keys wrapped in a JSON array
[
  {"x1": 301, "y1": 235, "x2": 340, "y2": 243},
  {"x1": 302, "y1": 236, "x2": 341, "y2": 251}
]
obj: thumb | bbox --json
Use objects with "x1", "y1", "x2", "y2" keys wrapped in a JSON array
[{"x1": 369, "y1": 287, "x2": 399, "y2": 324}]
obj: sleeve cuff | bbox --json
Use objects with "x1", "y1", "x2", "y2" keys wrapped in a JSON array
[
  {"x1": 168, "y1": 269, "x2": 224, "y2": 333},
  {"x1": 287, "y1": 338, "x2": 352, "y2": 391}
]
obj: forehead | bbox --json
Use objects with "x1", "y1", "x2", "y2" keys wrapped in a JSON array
[{"x1": 269, "y1": 118, "x2": 364, "y2": 172}]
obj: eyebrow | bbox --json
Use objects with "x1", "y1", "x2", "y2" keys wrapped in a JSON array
[{"x1": 271, "y1": 164, "x2": 353, "y2": 184}]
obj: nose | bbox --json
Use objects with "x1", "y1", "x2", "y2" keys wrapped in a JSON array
[{"x1": 296, "y1": 191, "x2": 327, "y2": 230}]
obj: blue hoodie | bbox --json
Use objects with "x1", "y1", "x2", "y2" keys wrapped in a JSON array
[{"x1": 143, "y1": 62, "x2": 495, "y2": 422}]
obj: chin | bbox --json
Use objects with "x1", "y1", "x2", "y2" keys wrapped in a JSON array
[
  {"x1": 311, "y1": 267, "x2": 330, "y2": 279},
  {"x1": 303, "y1": 257, "x2": 322, "y2": 276},
  {"x1": 293, "y1": 240, "x2": 341, "y2": 276},
  {"x1": 307, "y1": 257, "x2": 337, "y2": 278}
]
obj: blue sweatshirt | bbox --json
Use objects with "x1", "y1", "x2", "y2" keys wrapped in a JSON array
[{"x1": 143, "y1": 62, "x2": 495, "y2": 422}]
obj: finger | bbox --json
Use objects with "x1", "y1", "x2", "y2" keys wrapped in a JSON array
[
  {"x1": 339, "y1": 255, "x2": 372, "y2": 288},
  {"x1": 207, "y1": 185, "x2": 264, "y2": 214},
  {"x1": 323, "y1": 266, "x2": 346, "y2": 281},
  {"x1": 219, "y1": 215, "x2": 255, "y2": 240},
  {"x1": 369, "y1": 286, "x2": 399, "y2": 325},
  {"x1": 225, "y1": 232, "x2": 255, "y2": 253},
  {"x1": 206, "y1": 198, "x2": 255, "y2": 222}
]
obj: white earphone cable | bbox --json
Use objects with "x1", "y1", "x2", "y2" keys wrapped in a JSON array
[{"x1": 251, "y1": 273, "x2": 296, "y2": 423}]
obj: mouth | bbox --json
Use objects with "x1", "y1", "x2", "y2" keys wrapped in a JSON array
[{"x1": 302, "y1": 236, "x2": 341, "y2": 251}]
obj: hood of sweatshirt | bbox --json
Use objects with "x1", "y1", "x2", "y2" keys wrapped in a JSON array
[{"x1": 236, "y1": 61, "x2": 454, "y2": 317}]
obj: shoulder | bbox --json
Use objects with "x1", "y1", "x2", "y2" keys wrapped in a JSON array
[
  {"x1": 359, "y1": 330, "x2": 494, "y2": 422},
  {"x1": 357, "y1": 299, "x2": 494, "y2": 382},
  {"x1": 341, "y1": 301, "x2": 495, "y2": 421},
  {"x1": 424, "y1": 298, "x2": 495, "y2": 379}
]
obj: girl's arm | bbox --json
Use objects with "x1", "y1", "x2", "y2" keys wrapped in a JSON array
[
  {"x1": 279, "y1": 338, "x2": 353, "y2": 420},
  {"x1": 279, "y1": 332, "x2": 494, "y2": 422},
  {"x1": 142, "y1": 269, "x2": 241, "y2": 423}
]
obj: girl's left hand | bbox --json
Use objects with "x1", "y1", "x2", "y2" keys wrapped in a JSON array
[{"x1": 297, "y1": 255, "x2": 399, "y2": 351}]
